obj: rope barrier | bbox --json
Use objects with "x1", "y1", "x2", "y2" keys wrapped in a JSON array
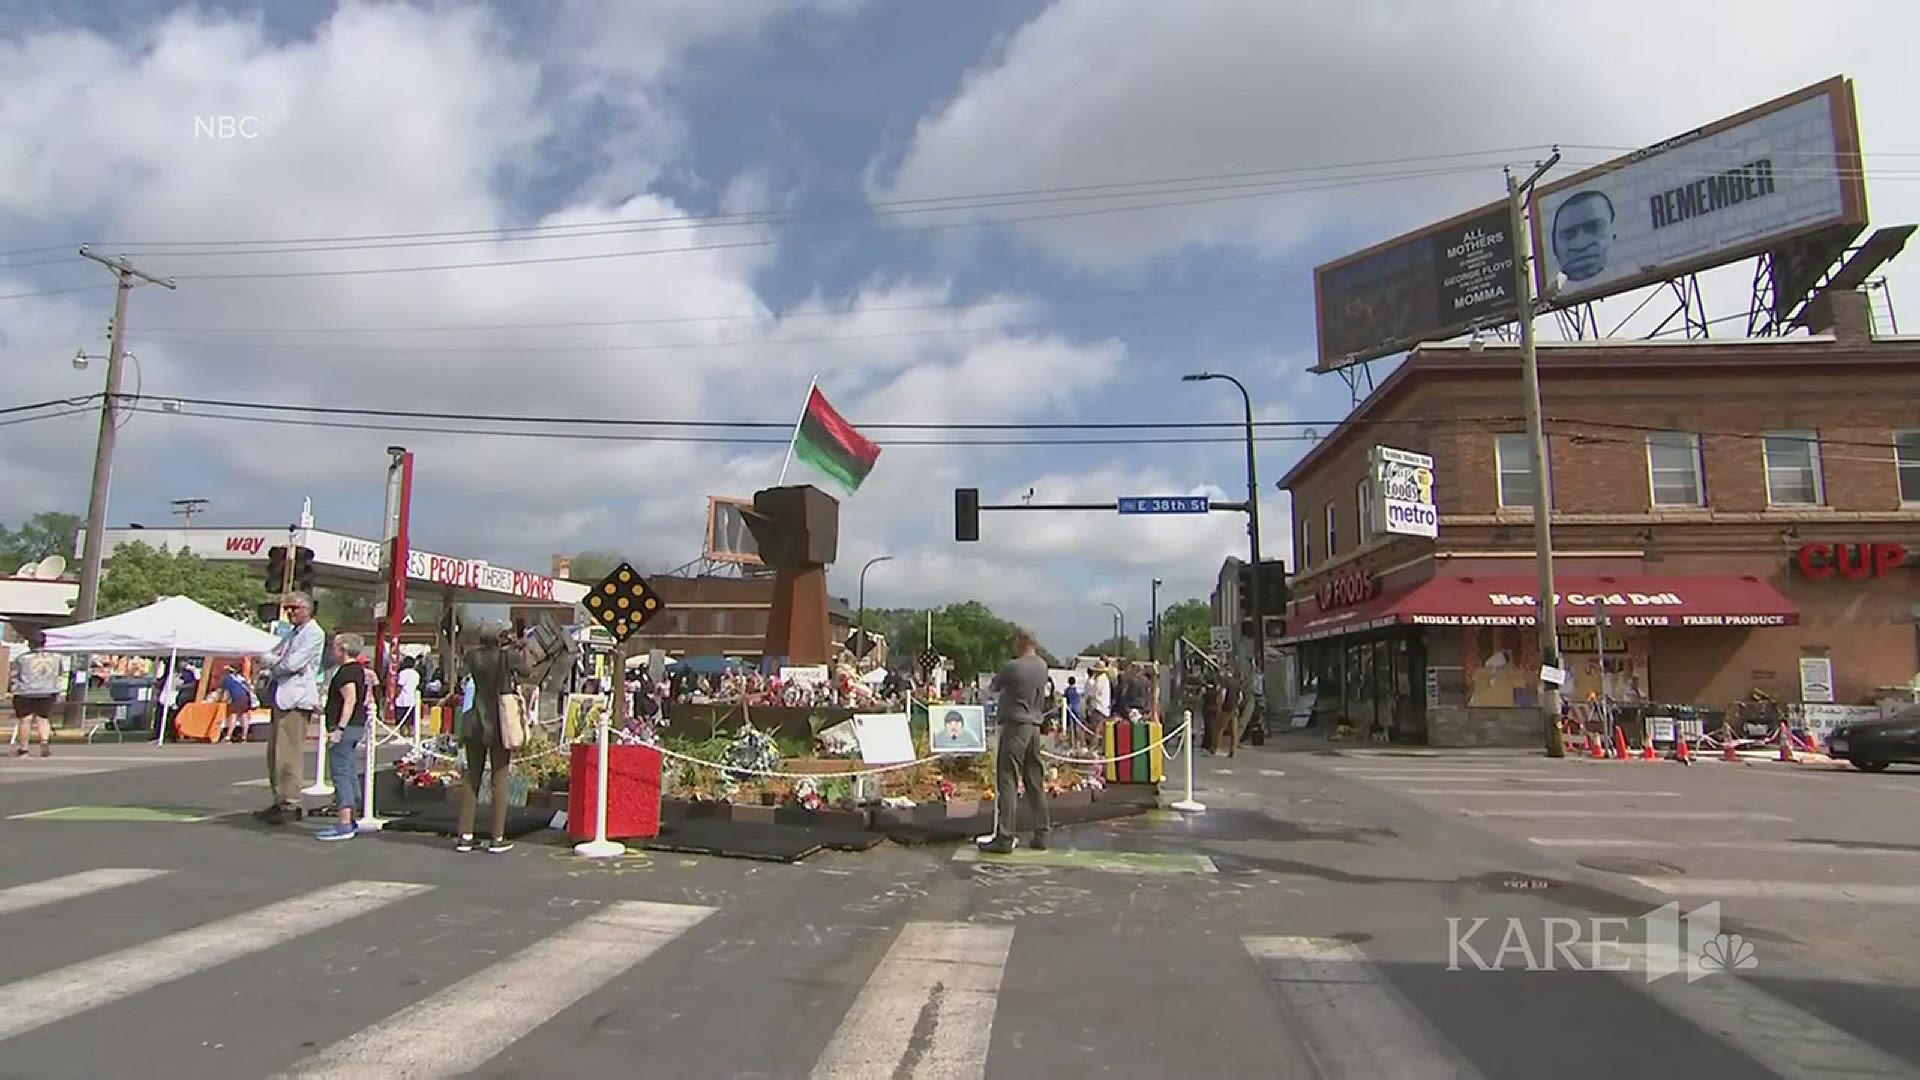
[
  {"x1": 1041, "y1": 720, "x2": 1191, "y2": 765},
  {"x1": 651, "y1": 744, "x2": 946, "y2": 780}
]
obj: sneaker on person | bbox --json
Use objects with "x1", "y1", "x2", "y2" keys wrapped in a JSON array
[
  {"x1": 315, "y1": 824, "x2": 357, "y2": 842},
  {"x1": 977, "y1": 835, "x2": 1016, "y2": 855},
  {"x1": 1029, "y1": 834, "x2": 1049, "y2": 852},
  {"x1": 455, "y1": 834, "x2": 477, "y2": 852},
  {"x1": 487, "y1": 839, "x2": 514, "y2": 854}
]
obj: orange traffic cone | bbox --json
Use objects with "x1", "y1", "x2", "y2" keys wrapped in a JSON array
[
  {"x1": 1590, "y1": 730, "x2": 1606, "y2": 759},
  {"x1": 1674, "y1": 732, "x2": 1692, "y2": 766},
  {"x1": 1640, "y1": 737, "x2": 1656, "y2": 761},
  {"x1": 1613, "y1": 727, "x2": 1629, "y2": 760},
  {"x1": 1777, "y1": 722, "x2": 1796, "y2": 763},
  {"x1": 1722, "y1": 735, "x2": 1740, "y2": 762}
]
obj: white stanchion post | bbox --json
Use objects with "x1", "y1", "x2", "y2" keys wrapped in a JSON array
[
  {"x1": 357, "y1": 711, "x2": 387, "y2": 832},
  {"x1": 574, "y1": 707, "x2": 625, "y2": 858},
  {"x1": 302, "y1": 716, "x2": 333, "y2": 797},
  {"x1": 1171, "y1": 709, "x2": 1205, "y2": 814}
]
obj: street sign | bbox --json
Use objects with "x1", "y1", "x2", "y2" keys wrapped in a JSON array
[
  {"x1": 582, "y1": 562, "x2": 666, "y2": 645},
  {"x1": 1117, "y1": 496, "x2": 1210, "y2": 515}
]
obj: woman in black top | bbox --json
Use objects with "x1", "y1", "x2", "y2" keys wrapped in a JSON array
[{"x1": 316, "y1": 634, "x2": 372, "y2": 842}]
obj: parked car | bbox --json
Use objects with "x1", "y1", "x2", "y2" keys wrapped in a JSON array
[{"x1": 1827, "y1": 709, "x2": 1920, "y2": 771}]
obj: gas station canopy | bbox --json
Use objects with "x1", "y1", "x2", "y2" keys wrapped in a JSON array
[{"x1": 94, "y1": 525, "x2": 588, "y2": 608}]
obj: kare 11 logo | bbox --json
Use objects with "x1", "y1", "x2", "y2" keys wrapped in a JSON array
[{"x1": 1447, "y1": 901, "x2": 1758, "y2": 983}]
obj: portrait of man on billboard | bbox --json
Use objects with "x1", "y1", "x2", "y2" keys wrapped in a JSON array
[
  {"x1": 930, "y1": 705, "x2": 986, "y2": 754},
  {"x1": 1551, "y1": 190, "x2": 1617, "y2": 284}
]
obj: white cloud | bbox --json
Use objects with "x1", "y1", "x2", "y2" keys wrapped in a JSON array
[{"x1": 873, "y1": 0, "x2": 1920, "y2": 305}]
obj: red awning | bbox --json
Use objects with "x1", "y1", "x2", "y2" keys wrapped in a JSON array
[{"x1": 1279, "y1": 574, "x2": 1798, "y2": 644}]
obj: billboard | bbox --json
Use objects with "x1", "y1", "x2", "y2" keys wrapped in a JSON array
[
  {"x1": 705, "y1": 496, "x2": 762, "y2": 566},
  {"x1": 1533, "y1": 77, "x2": 1867, "y2": 304},
  {"x1": 1369, "y1": 446, "x2": 1438, "y2": 539},
  {"x1": 1313, "y1": 203, "x2": 1516, "y2": 372}
]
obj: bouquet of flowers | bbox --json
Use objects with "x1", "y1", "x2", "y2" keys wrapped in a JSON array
[
  {"x1": 723, "y1": 722, "x2": 781, "y2": 781},
  {"x1": 394, "y1": 746, "x2": 459, "y2": 790}
]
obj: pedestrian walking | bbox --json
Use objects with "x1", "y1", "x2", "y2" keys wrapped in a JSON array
[
  {"x1": 393, "y1": 656, "x2": 421, "y2": 742},
  {"x1": 979, "y1": 628, "x2": 1051, "y2": 855},
  {"x1": 445, "y1": 622, "x2": 533, "y2": 854},
  {"x1": 255, "y1": 592, "x2": 324, "y2": 824},
  {"x1": 8, "y1": 629, "x2": 63, "y2": 758},
  {"x1": 315, "y1": 635, "x2": 372, "y2": 842}
]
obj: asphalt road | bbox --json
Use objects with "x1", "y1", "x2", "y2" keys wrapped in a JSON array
[{"x1": 2, "y1": 737, "x2": 1919, "y2": 1078}]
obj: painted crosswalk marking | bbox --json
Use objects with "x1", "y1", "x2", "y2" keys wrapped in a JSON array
[
  {"x1": 280, "y1": 899, "x2": 714, "y2": 1078},
  {"x1": 1405, "y1": 789, "x2": 1682, "y2": 798},
  {"x1": 1340, "y1": 773, "x2": 1612, "y2": 783},
  {"x1": 0, "y1": 880, "x2": 431, "y2": 1042},
  {"x1": 1460, "y1": 810, "x2": 1787, "y2": 820},
  {"x1": 1605, "y1": 944, "x2": 1915, "y2": 1079},
  {"x1": 811, "y1": 921, "x2": 1012, "y2": 1079},
  {"x1": 0, "y1": 869, "x2": 169, "y2": 917},
  {"x1": 1628, "y1": 878, "x2": 1920, "y2": 904},
  {"x1": 1530, "y1": 838, "x2": 1920, "y2": 857},
  {"x1": 1244, "y1": 936, "x2": 1480, "y2": 1079}
]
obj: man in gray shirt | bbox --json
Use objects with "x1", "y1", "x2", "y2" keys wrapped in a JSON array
[{"x1": 980, "y1": 627, "x2": 1051, "y2": 854}]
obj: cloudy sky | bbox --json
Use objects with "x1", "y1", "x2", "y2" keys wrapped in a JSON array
[{"x1": 3, "y1": 0, "x2": 1917, "y2": 655}]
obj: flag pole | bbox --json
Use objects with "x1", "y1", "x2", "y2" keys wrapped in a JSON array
[{"x1": 777, "y1": 374, "x2": 820, "y2": 486}]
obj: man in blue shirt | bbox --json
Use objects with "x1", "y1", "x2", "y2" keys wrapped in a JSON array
[{"x1": 1063, "y1": 676, "x2": 1082, "y2": 743}]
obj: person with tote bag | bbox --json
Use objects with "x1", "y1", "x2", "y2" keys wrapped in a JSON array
[{"x1": 442, "y1": 621, "x2": 534, "y2": 854}]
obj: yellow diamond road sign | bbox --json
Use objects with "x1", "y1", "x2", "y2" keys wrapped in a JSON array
[{"x1": 583, "y1": 562, "x2": 665, "y2": 644}]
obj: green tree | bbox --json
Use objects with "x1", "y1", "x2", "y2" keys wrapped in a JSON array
[
  {"x1": 1078, "y1": 636, "x2": 1145, "y2": 661},
  {"x1": 563, "y1": 550, "x2": 638, "y2": 583},
  {"x1": 98, "y1": 542, "x2": 265, "y2": 623},
  {"x1": 930, "y1": 600, "x2": 1020, "y2": 681},
  {"x1": 0, "y1": 512, "x2": 82, "y2": 573},
  {"x1": 1153, "y1": 598, "x2": 1214, "y2": 661}
]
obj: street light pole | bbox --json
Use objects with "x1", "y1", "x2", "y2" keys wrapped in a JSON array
[
  {"x1": 1149, "y1": 577, "x2": 1162, "y2": 660},
  {"x1": 1508, "y1": 152, "x2": 1567, "y2": 758},
  {"x1": 1102, "y1": 601, "x2": 1125, "y2": 653},
  {"x1": 856, "y1": 555, "x2": 893, "y2": 656},
  {"x1": 1184, "y1": 372, "x2": 1264, "y2": 713}
]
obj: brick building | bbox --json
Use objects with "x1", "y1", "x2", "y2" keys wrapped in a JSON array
[{"x1": 1277, "y1": 292, "x2": 1920, "y2": 745}]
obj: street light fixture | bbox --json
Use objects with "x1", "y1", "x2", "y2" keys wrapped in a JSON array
[
  {"x1": 856, "y1": 555, "x2": 894, "y2": 656},
  {"x1": 1102, "y1": 601, "x2": 1125, "y2": 654},
  {"x1": 1183, "y1": 370, "x2": 1264, "y2": 712}
]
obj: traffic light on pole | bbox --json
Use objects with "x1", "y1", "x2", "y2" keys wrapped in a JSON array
[
  {"x1": 264, "y1": 546, "x2": 289, "y2": 592},
  {"x1": 1236, "y1": 563, "x2": 1256, "y2": 622},
  {"x1": 1257, "y1": 559, "x2": 1290, "y2": 615},
  {"x1": 291, "y1": 546, "x2": 315, "y2": 594},
  {"x1": 955, "y1": 488, "x2": 980, "y2": 542}
]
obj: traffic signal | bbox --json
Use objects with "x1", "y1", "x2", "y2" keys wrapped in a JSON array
[
  {"x1": 291, "y1": 546, "x2": 316, "y2": 594},
  {"x1": 955, "y1": 488, "x2": 980, "y2": 542},
  {"x1": 1257, "y1": 558, "x2": 1290, "y2": 615},
  {"x1": 255, "y1": 601, "x2": 282, "y2": 624},
  {"x1": 264, "y1": 545, "x2": 289, "y2": 591},
  {"x1": 1236, "y1": 562, "x2": 1256, "y2": 622}
]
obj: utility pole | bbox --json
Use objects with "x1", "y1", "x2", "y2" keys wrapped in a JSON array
[
  {"x1": 169, "y1": 498, "x2": 211, "y2": 527},
  {"x1": 1149, "y1": 577, "x2": 1163, "y2": 661},
  {"x1": 1507, "y1": 153, "x2": 1565, "y2": 758},
  {"x1": 68, "y1": 247, "x2": 175, "y2": 724}
]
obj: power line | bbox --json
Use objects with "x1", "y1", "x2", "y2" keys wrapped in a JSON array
[
  {"x1": 142, "y1": 165, "x2": 1494, "y2": 282},
  {"x1": 135, "y1": 393, "x2": 1508, "y2": 432}
]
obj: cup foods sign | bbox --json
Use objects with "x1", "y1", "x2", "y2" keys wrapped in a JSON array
[{"x1": 1370, "y1": 446, "x2": 1438, "y2": 539}]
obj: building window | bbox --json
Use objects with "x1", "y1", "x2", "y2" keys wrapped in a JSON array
[
  {"x1": 1897, "y1": 431, "x2": 1920, "y2": 504},
  {"x1": 1357, "y1": 477, "x2": 1375, "y2": 542},
  {"x1": 1324, "y1": 501, "x2": 1338, "y2": 558},
  {"x1": 1762, "y1": 431, "x2": 1824, "y2": 506},
  {"x1": 1646, "y1": 432, "x2": 1704, "y2": 507},
  {"x1": 1298, "y1": 517, "x2": 1314, "y2": 569},
  {"x1": 1495, "y1": 433, "x2": 1537, "y2": 509}
]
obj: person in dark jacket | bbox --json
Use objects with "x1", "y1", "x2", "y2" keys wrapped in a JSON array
[{"x1": 442, "y1": 622, "x2": 534, "y2": 854}]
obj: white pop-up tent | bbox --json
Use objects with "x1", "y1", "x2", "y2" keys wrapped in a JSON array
[
  {"x1": 40, "y1": 596, "x2": 284, "y2": 744},
  {"x1": 41, "y1": 595, "x2": 281, "y2": 656}
]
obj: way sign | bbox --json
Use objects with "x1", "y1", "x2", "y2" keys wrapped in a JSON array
[
  {"x1": 583, "y1": 562, "x2": 666, "y2": 645},
  {"x1": 1118, "y1": 496, "x2": 1210, "y2": 515}
]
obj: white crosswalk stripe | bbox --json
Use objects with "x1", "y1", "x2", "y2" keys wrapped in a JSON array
[
  {"x1": 811, "y1": 921, "x2": 1013, "y2": 1080},
  {"x1": 0, "y1": 880, "x2": 431, "y2": 1042},
  {"x1": 280, "y1": 899, "x2": 715, "y2": 1078},
  {"x1": 0, "y1": 868, "x2": 170, "y2": 916},
  {"x1": 1244, "y1": 936, "x2": 1480, "y2": 1079}
]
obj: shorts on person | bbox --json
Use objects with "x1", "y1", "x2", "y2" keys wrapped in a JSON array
[{"x1": 10, "y1": 695, "x2": 55, "y2": 718}]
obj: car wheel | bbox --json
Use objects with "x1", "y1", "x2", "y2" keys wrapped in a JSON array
[{"x1": 1852, "y1": 759, "x2": 1891, "y2": 773}]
